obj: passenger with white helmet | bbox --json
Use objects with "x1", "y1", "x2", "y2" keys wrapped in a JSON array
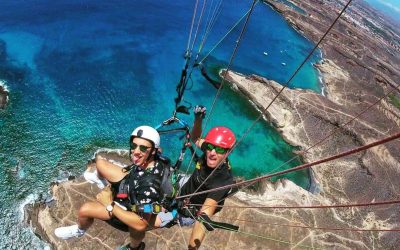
[{"x1": 54, "y1": 125, "x2": 164, "y2": 250}]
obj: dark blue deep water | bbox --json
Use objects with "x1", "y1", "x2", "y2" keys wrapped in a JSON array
[{"x1": 0, "y1": 0, "x2": 321, "y2": 248}]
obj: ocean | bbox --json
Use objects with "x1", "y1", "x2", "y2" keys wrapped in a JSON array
[
  {"x1": 363, "y1": 0, "x2": 400, "y2": 23},
  {"x1": 0, "y1": 0, "x2": 321, "y2": 248}
]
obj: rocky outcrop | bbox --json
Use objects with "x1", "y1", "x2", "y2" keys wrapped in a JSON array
[
  {"x1": 223, "y1": 69, "x2": 400, "y2": 249},
  {"x1": 27, "y1": 152, "x2": 335, "y2": 250},
  {"x1": 26, "y1": 135, "x2": 399, "y2": 249},
  {"x1": 0, "y1": 83, "x2": 8, "y2": 109},
  {"x1": 0, "y1": 39, "x2": 9, "y2": 109}
]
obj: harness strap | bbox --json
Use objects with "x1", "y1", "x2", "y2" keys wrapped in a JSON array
[
  {"x1": 197, "y1": 213, "x2": 239, "y2": 232},
  {"x1": 128, "y1": 203, "x2": 163, "y2": 214},
  {"x1": 165, "y1": 202, "x2": 239, "y2": 232}
]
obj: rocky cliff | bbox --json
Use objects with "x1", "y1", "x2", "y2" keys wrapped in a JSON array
[
  {"x1": 27, "y1": 150, "x2": 399, "y2": 250},
  {"x1": 224, "y1": 70, "x2": 399, "y2": 248},
  {"x1": 25, "y1": 151, "x2": 346, "y2": 250},
  {"x1": 0, "y1": 84, "x2": 8, "y2": 109}
]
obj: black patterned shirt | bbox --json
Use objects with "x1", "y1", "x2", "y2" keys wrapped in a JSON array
[{"x1": 128, "y1": 161, "x2": 165, "y2": 205}]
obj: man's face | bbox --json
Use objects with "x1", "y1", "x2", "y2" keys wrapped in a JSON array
[
  {"x1": 205, "y1": 143, "x2": 229, "y2": 168},
  {"x1": 130, "y1": 137, "x2": 153, "y2": 166}
]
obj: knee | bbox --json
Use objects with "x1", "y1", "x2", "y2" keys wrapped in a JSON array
[
  {"x1": 133, "y1": 223, "x2": 147, "y2": 232},
  {"x1": 95, "y1": 155, "x2": 103, "y2": 168},
  {"x1": 129, "y1": 227, "x2": 146, "y2": 240},
  {"x1": 95, "y1": 155, "x2": 107, "y2": 176},
  {"x1": 79, "y1": 202, "x2": 94, "y2": 218}
]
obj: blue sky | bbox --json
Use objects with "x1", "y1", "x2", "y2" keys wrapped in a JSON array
[{"x1": 364, "y1": 0, "x2": 400, "y2": 22}]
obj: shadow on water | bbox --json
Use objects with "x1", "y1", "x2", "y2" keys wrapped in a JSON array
[
  {"x1": 202, "y1": 54, "x2": 261, "y2": 81},
  {"x1": 0, "y1": 40, "x2": 28, "y2": 84}
]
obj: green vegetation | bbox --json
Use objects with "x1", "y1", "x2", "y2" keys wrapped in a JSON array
[{"x1": 388, "y1": 94, "x2": 400, "y2": 110}]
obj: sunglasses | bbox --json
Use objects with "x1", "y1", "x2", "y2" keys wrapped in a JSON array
[
  {"x1": 206, "y1": 143, "x2": 228, "y2": 154},
  {"x1": 130, "y1": 141, "x2": 151, "y2": 153}
]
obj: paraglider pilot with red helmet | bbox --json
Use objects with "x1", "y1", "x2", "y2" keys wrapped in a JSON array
[{"x1": 155, "y1": 105, "x2": 237, "y2": 250}]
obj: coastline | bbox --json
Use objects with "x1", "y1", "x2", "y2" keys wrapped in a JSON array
[
  {"x1": 262, "y1": 0, "x2": 326, "y2": 95},
  {"x1": 0, "y1": 80, "x2": 9, "y2": 109}
]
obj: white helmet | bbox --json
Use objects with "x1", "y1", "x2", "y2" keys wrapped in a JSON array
[{"x1": 131, "y1": 125, "x2": 160, "y2": 148}]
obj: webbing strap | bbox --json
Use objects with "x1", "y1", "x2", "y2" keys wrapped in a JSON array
[
  {"x1": 197, "y1": 213, "x2": 239, "y2": 232},
  {"x1": 129, "y1": 203, "x2": 163, "y2": 214}
]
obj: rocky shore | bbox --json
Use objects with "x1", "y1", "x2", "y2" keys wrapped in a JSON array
[
  {"x1": 0, "y1": 82, "x2": 8, "y2": 109},
  {"x1": 25, "y1": 0, "x2": 400, "y2": 249},
  {"x1": 26, "y1": 151, "x2": 327, "y2": 249}
]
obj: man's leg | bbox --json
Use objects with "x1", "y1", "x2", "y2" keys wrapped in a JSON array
[
  {"x1": 55, "y1": 201, "x2": 111, "y2": 240},
  {"x1": 188, "y1": 221, "x2": 206, "y2": 249},
  {"x1": 95, "y1": 155, "x2": 127, "y2": 182},
  {"x1": 128, "y1": 229, "x2": 146, "y2": 249},
  {"x1": 126, "y1": 214, "x2": 157, "y2": 249},
  {"x1": 78, "y1": 201, "x2": 112, "y2": 229}
]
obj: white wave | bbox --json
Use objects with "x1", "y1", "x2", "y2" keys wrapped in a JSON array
[
  {"x1": 248, "y1": 99, "x2": 268, "y2": 122},
  {"x1": 91, "y1": 148, "x2": 130, "y2": 168},
  {"x1": 92, "y1": 148, "x2": 129, "y2": 157},
  {"x1": 18, "y1": 193, "x2": 39, "y2": 222},
  {"x1": 19, "y1": 193, "x2": 52, "y2": 250},
  {"x1": 318, "y1": 48, "x2": 323, "y2": 58},
  {"x1": 313, "y1": 60, "x2": 326, "y2": 96},
  {"x1": 319, "y1": 73, "x2": 326, "y2": 96},
  {"x1": 0, "y1": 79, "x2": 9, "y2": 92}
]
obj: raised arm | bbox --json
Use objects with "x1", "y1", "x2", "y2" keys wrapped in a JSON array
[{"x1": 191, "y1": 105, "x2": 207, "y2": 148}]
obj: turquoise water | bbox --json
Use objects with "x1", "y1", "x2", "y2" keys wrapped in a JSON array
[
  {"x1": 363, "y1": 0, "x2": 400, "y2": 23},
  {"x1": 0, "y1": 0, "x2": 321, "y2": 248}
]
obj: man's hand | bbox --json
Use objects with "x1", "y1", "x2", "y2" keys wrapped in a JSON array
[
  {"x1": 193, "y1": 105, "x2": 206, "y2": 119},
  {"x1": 96, "y1": 185, "x2": 113, "y2": 206}
]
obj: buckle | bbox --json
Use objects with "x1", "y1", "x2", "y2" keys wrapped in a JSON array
[
  {"x1": 129, "y1": 204, "x2": 139, "y2": 213},
  {"x1": 116, "y1": 193, "x2": 128, "y2": 199},
  {"x1": 143, "y1": 204, "x2": 152, "y2": 213},
  {"x1": 152, "y1": 203, "x2": 162, "y2": 214}
]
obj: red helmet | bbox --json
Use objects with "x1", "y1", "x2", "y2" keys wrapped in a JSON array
[{"x1": 204, "y1": 126, "x2": 236, "y2": 149}]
